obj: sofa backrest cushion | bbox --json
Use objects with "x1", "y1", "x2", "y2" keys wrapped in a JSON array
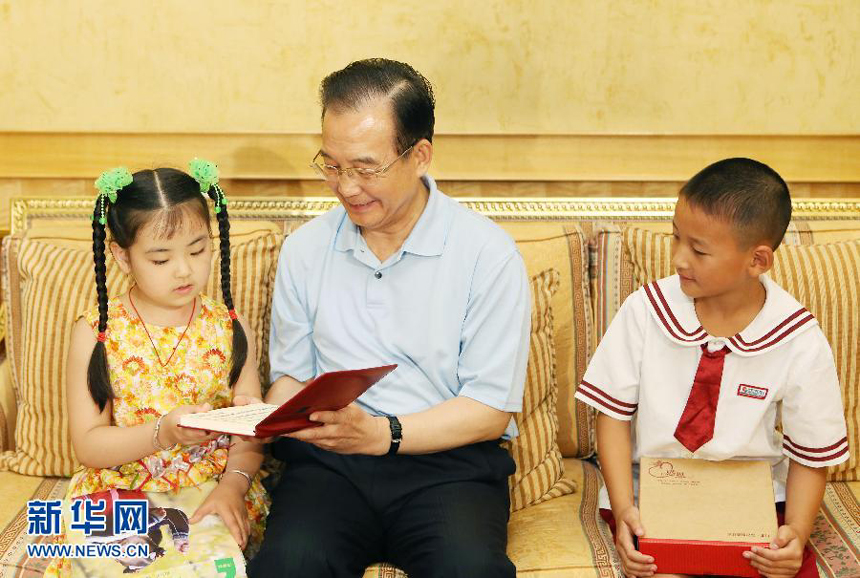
[
  {"x1": 505, "y1": 268, "x2": 577, "y2": 511},
  {"x1": 0, "y1": 222, "x2": 282, "y2": 476},
  {"x1": 500, "y1": 222, "x2": 595, "y2": 459}
]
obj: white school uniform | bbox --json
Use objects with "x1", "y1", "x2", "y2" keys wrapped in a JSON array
[{"x1": 575, "y1": 274, "x2": 848, "y2": 509}]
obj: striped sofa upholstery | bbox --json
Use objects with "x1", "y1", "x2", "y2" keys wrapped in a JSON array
[
  {"x1": 505, "y1": 269, "x2": 578, "y2": 512},
  {"x1": 0, "y1": 197, "x2": 857, "y2": 578}
]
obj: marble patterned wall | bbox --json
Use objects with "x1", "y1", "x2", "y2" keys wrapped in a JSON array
[{"x1": 1, "y1": 0, "x2": 857, "y2": 134}]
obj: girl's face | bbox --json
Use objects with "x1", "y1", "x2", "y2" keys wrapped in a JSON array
[{"x1": 111, "y1": 209, "x2": 213, "y2": 312}]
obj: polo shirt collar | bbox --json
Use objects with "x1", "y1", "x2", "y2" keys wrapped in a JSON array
[
  {"x1": 334, "y1": 209, "x2": 360, "y2": 253},
  {"x1": 401, "y1": 175, "x2": 450, "y2": 257},
  {"x1": 333, "y1": 175, "x2": 451, "y2": 258},
  {"x1": 643, "y1": 274, "x2": 818, "y2": 357}
]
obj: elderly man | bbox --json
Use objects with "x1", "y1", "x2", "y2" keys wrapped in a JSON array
[{"x1": 248, "y1": 58, "x2": 530, "y2": 578}]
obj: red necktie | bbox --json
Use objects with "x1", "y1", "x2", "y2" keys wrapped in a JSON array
[{"x1": 674, "y1": 343, "x2": 730, "y2": 452}]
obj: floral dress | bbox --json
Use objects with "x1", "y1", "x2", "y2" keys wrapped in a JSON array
[{"x1": 44, "y1": 294, "x2": 269, "y2": 577}]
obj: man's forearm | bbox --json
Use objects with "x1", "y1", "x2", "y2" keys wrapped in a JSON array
[
  {"x1": 393, "y1": 396, "x2": 512, "y2": 454},
  {"x1": 784, "y1": 460, "x2": 827, "y2": 545}
]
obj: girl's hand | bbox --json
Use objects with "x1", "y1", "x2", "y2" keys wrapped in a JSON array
[
  {"x1": 232, "y1": 395, "x2": 273, "y2": 444},
  {"x1": 743, "y1": 525, "x2": 804, "y2": 577},
  {"x1": 161, "y1": 404, "x2": 222, "y2": 448},
  {"x1": 614, "y1": 506, "x2": 657, "y2": 577},
  {"x1": 188, "y1": 474, "x2": 251, "y2": 549},
  {"x1": 233, "y1": 394, "x2": 262, "y2": 406}
]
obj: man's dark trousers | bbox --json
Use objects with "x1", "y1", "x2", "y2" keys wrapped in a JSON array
[{"x1": 248, "y1": 436, "x2": 517, "y2": 578}]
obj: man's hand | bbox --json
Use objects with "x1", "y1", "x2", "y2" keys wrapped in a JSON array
[
  {"x1": 286, "y1": 403, "x2": 390, "y2": 455},
  {"x1": 614, "y1": 506, "x2": 657, "y2": 577},
  {"x1": 743, "y1": 524, "x2": 804, "y2": 578}
]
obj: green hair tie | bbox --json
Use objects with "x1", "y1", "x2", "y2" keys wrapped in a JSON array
[
  {"x1": 93, "y1": 167, "x2": 133, "y2": 225},
  {"x1": 189, "y1": 158, "x2": 228, "y2": 213}
]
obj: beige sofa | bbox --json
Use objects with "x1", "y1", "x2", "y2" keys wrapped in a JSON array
[{"x1": 0, "y1": 196, "x2": 857, "y2": 578}]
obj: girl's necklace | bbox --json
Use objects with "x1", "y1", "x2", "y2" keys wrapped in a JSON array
[{"x1": 128, "y1": 288, "x2": 197, "y2": 368}]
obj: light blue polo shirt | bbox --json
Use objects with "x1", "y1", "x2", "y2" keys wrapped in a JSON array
[{"x1": 269, "y1": 176, "x2": 530, "y2": 438}]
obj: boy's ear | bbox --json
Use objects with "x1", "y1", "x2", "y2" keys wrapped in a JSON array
[
  {"x1": 109, "y1": 242, "x2": 131, "y2": 275},
  {"x1": 749, "y1": 244, "x2": 774, "y2": 275}
]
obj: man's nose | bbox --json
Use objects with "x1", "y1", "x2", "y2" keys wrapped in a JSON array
[{"x1": 336, "y1": 172, "x2": 362, "y2": 197}]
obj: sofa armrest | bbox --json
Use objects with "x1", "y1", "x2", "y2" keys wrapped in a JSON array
[
  {"x1": 0, "y1": 304, "x2": 6, "y2": 346},
  {"x1": 0, "y1": 358, "x2": 15, "y2": 452}
]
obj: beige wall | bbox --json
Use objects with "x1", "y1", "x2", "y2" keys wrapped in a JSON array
[{"x1": 1, "y1": 0, "x2": 858, "y2": 135}]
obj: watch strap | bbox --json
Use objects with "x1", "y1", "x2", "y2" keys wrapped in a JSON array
[{"x1": 386, "y1": 415, "x2": 402, "y2": 455}]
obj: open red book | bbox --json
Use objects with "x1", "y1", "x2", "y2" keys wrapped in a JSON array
[{"x1": 178, "y1": 364, "x2": 397, "y2": 437}]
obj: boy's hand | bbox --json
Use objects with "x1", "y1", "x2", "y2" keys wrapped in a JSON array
[
  {"x1": 614, "y1": 506, "x2": 657, "y2": 577},
  {"x1": 743, "y1": 524, "x2": 804, "y2": 577}
]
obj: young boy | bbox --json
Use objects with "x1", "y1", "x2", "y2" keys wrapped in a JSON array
[{"x1": 575, "y1": 158, "x2": 848, "y2": 578}]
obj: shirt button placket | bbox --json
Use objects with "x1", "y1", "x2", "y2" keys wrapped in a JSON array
[{"x1": 367, "y1": 269, "x2": 384, "y2": 308}]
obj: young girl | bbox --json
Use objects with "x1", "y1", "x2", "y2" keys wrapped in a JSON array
[{"x1": 45, "y1": 160, "x2": 269, "y2": 577}]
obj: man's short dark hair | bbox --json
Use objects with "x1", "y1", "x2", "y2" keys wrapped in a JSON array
[
  {"x1": 319, "y1": 58, "x2": 435, "y2": 154},
  {"x1": 680, "y1": 157, "x2": 792, "y2": 250}
]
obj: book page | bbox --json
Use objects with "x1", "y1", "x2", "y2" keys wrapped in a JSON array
[{"x1": 178, "y1": 403, "x2": 279, "y2": 437}]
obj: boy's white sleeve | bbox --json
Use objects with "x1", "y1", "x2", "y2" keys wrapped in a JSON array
[
  {"x1": 780, "y1": 329, "x2": 849, "y2": 468},
  {"x1": 574, "y1": 290, "x2": 646, "y2": 421}
]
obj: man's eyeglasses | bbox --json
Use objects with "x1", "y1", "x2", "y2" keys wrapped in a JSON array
[{"x1": 311, "y1": 145, "x2": 415, "y2": 182}]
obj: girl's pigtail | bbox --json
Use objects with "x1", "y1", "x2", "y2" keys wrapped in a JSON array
[
  {"x1": 210, "y1": 188, "x2": 248, "y2": 386},
  {"x1": 86, "y1": 207, "x2": 115, "y2": 412},
  {"x1": 87, "y1": 166, "x2": 131, "y2": 411}
]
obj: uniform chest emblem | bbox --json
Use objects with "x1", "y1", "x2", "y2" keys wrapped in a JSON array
[{"x1": 737, "y1": 384, "x2": 768, "y2": 400}]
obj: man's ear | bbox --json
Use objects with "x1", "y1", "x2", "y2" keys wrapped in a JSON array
[
  {"x1": 412, "y1": 138, "x2": 433, "y2": 177},
  {"x1": 109, "y1": 242, "x2": 131, "y2": 275},
  {"x1": 749, "y1": 244, "x2": 774, "y2": 276}
]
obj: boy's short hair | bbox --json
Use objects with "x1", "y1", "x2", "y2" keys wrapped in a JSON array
[{"x1": 680, "y1": 157, "x2": 792, "y2": 250}]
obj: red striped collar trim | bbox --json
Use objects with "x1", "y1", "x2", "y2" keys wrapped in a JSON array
[
  {"x1": 731, "y1": 308, "x2": 810, "y2": 347},
  {"x1": 643, "y1": 281, "x2": 707, "y2": 343},
  {"x1": 643, "y1": 276, "x2": 817, "y2": 354},
  {"x1": 728, "y1": 312, "x2": 815, "y2": 353}
]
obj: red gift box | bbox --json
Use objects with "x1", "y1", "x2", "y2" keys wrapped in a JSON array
[{"x1": 639, "y1": 457, "x2": 777, "y2": 577}]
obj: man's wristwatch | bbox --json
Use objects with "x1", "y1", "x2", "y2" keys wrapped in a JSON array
[{"x1": 386, "y1": 415, "x2": 402, "y2": 455}]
